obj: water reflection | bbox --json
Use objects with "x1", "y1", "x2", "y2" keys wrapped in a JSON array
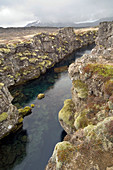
[
  {"x1": 0, "y1": 129, "x2": 27, "y2": 170},
  {"x1": 0, "y1": 44, "x2": 94, "y2": 170}
]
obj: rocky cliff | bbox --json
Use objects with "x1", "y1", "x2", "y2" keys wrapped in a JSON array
[
  {"x1": 0, "y1": 27, "x2": 97, "y2": 139},
  {"x1": 46, "y1": 22, "x2": 113, "y2": 170}
]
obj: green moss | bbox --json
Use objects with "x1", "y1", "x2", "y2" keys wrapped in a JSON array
[
  {"x1": 37, "y1": 93, "x2": 45, "y2": 99},
  {"x1": 57, "y1": 47, "x2": 62, "y2": 52},
  {"x1": 29, "y1": 58, "x2": 38, "y2": 63},
  {"x1": 0, "y1": 60, "x2": 2, "y2": 64},
  {"x1": 18, "y1": 106, "x2": 31, "y2": 117},
  {"x1": 39, "y1": 60, "x2": 52, "y2": 68},
  {"x1": 31, "y1": 104, "x2": 35, "y2": 108},
  {"x1": 38, "y1": 55, "x2": 50, "y2": 60},
  {"x1": 0, "y1": 48, "x2": 11, "y2": 54},
  {"x1": 74, "y1": 110, "x2": 89, "y2": 130},
  {"x1": 52, "y1": 141, "x2": 75, "y2": 169},
  {"x1": 64, "y1": 41, "x2": 68, "y2": 44},
  {"x1": 0, "y1": 83, "x2": 4, "y2": 89},
  {"x1": 15, "y1": 72, "x2": 21, "y2": 79},
  {"x1": 23, "y1": 51, "x2": 32, "y2": 56},
  {"x1": 3, "y1": 66, "x2": 11, "y2": 71},
  {"x1": 35, "y1": 49, "x2": 39, "y2": 52},
  {"x1": 18, "y1": 117, "x2": 23, "y2": 123},
  {"x1": 20, "y1": 57, "x2": 28, "y2": 61},
  {"x1": 83, "y1": 64, "x2": 113, "y2": 79},
  {"x1": 59, "y1": 99, "x2": 75, "y2": 128},
  {"x1": 32, "y1": 52, "x2": 37, "y2": 56},
  {"x1": 0, "y1": 112, "x2": 8, "y2": 122},
  {"x1": 73, "y1": 80, "x2": 88, "y2": 99},
  {"x1": 16, "y1": 52, "x2": 22, "y2": 57},
  {"x1": 84, "y1": 117, "x2": 113, "y2": 150},
  {"x1": 7, "y1": 75, "x2": 13, "y2": 79},
  {"x1": 104, "y1": 80, "x2": 113, "y2": 96}
]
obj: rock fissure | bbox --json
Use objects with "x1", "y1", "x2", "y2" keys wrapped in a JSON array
[
  {"x1": 0, "y1": 27, "x2": 97, "y2": 139},
  {"x1": 46, "y1": 22, "x2": 113, "y2": 170}
]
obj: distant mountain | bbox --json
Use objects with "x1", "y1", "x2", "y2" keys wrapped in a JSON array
[{"x1": 25, "y1": 17, "x2": 113, "y2": 28}]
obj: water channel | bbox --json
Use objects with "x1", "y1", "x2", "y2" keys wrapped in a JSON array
[{"x1": 0, "y1": 44, "x2": 94, "y2": 170}]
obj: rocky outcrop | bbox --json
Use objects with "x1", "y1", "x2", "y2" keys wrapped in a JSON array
[
  {"x1": 0, "y1": 83, "x2": 22, "y2": 139},
  {"x1": 0, "y1": 27, "x2": 97, "y2": 87},
  {"x1": 46, "y1": 22, "x2": 113, "y2": 169},
  {"x1": 0, "y1": 27, "x2": 97, "y2": 139}
]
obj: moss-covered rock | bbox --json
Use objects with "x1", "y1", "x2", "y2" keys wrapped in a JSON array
[
  {"x1": 84, "y1": 117, "x2": 113, "y2": 151},
  {"x1": 0, "y1": 112, "x2": 8, "y2": 122},
  {"x1": 74, "y1": 111, "x2": 89, "y2": 130},
  {"x1": 18, "y1": 117, "x2": 23, "y2": 124},
  {"x1": 29, "y1": 58, "x2": 38, "y2": 63},
  {"x1": 73, "y1": 80, "x2": 88, "y2": 99},
  {"x1": 0, "y1": 83, "x2": 4, "y2": 90},
  {"x1": 83, "y1": 64, "x2": 113, "y2": 79},
  {"x1": 0, "y1": 48, "x2": 11, "y2": 54},
  {"x1": 59, "y1": 99, "x2": 75, "y2": 134},
  {"x1": 18, "y1": 106, "x2": 31, "y2": 117},
  {"x1": 51, "y1": 141, "x2": 75, "y2": 170},
  {"x1": 37, "y1": 93, "x2": 45, "y2": 99},
  {"x1": 31, "y1": 104, "x2": 35, "y2": 108}
]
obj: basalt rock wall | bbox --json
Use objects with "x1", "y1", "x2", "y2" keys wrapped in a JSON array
[{"x1": 46, "y1": 22, "x2": 113, "y2": 170}]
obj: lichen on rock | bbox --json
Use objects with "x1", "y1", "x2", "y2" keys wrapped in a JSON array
[
  {"x1": 0, "y1": 112, "x2": 8, "y2": 122},
  {"x1": 51, "y1": 141, "x2": 75, "y2": 170},
  {"x1": 73, "y1": 80, "x2": 88, "y2": 99},
  {"x1": 59, "y1": 99, "x2": 75, "y2": 134},
  {"x1": 18, "y1": 106, "x2": 32, "y2": 117}
]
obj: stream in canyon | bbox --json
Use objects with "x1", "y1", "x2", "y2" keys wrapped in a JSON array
[{"x1": 0, "y1": 44, "x2": 94, "y2": 170}]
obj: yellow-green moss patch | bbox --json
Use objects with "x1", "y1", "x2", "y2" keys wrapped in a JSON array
[
  {"x1": 0, "y1": 48, "x2": 11, "y2": 54},
  {"x1": 52, "y1": 141, "x2": 75, "y2": 169},
  {"x1": 74, "y1": 110, "x2": 89, "y2": 130},
  {"x1": 18, "y1": 106, "x2": 31, "y2": 117},
  {"x1": 31, "y1": 104, "x2": 35, "y2": 108},
  {"x1": 37, "y1": 93, "x2": 45, "y2": 99},
  {"x1": 83, "y1": 64, "x2": 113, "y2": 79},
  {"x1": 0, "y1": 112, "x2": 8, "y2": 122},
  {"x1": 18, "y1": 117, "x2": 23, "y2": 123},
  {"x1": 29, "y1": 58, "x2": 38, "y2": 63},
  {"x1": 104, "y1": 80, "x2": 113, "y2": 96},
  {"x1": 20, "y1": 57, "x2": 28, "y2": 61},
  {"x1": 0, "y1": 83, "x2": 4, "y2": 89},
  {"x1": 73, "y1": 80, "x2": 88, "y2": 99},
  {"x1": 59, "y1": 99, "x2": 75, "y2": 128}
]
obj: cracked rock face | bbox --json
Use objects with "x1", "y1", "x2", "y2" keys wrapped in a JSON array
[
  {"x1": 0, "y1": 83, "x2": 21, "y2": 139},
  {"x1": 46, "y1": 22, "x2": 113, "y2": 170}
]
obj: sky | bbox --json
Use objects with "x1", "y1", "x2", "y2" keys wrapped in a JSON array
[{"x1": 0, "y1": 0, "x2": 113, "y2": 27}]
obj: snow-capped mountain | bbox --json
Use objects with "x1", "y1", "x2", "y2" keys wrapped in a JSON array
[{"x1": 25, "y1": 17, "x2": 113, "y2": 28}]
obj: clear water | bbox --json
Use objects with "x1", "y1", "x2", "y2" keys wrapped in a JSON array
[{"x1": 0, "y1": 45, "x2": 94, "y2": 170}]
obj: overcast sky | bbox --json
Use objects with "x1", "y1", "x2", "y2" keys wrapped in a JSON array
[{"x1": 0, "y1": 0, "x2": 113, "y2": 27}]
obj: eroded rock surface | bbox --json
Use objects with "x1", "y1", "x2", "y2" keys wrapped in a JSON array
[{"x1": 46, "y1": 22, "x2": 113, "y2": 170}]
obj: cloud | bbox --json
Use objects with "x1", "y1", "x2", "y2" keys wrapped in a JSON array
[{"x1": 0, "y1": 0, "x2": 113, "y2": 27}]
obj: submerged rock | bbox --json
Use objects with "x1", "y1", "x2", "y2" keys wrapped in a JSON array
[
  {"x1": 37, "y1": 93, "x2": 45, "y2": 99},
  {"x1": 54, "y1": 66, "x2": 68, "y2": 73}
]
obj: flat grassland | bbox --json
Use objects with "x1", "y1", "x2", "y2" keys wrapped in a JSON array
[{"x1": 0, "y1": 27, "x2": 98, "y2": 44}]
